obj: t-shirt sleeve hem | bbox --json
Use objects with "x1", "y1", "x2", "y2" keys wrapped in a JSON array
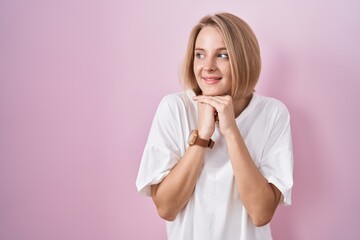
[
  {"x1": 266, "y1": 176, "x2": 292, "y2": 206},
  {"x1": 136, "y1": 170, "x2": 171, "y2": 197}
]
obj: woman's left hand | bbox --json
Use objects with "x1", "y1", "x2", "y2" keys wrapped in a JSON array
[{"x1": 193, "y1": 95, "x2": 238, "y2": 138}]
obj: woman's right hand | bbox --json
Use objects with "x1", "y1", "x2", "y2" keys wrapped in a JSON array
[{"x1": 196, "y1": 99, "x2": 216, "y2": 140}]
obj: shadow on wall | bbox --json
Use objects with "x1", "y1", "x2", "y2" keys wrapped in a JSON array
[{"x1": 261, "y1": 50, "x2": 326, "y2": 240}]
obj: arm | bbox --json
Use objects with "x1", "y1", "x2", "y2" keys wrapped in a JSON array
[
  {"x1": 225, "y1": 130, "x2": 281, "y2": 227},
  {"x1": 193, "y1": 95, "x2": 281, "y2": 227},
  {"x1": 151, "y1": 101, "x2": 215, "y2": 221},
  {"x1": 151, "y1": 145, "x2": 206, "y2": 221}
]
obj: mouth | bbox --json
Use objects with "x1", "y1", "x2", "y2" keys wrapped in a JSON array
[{"x1": 202, "y1": 76, "x2": 222, "y2": 84}]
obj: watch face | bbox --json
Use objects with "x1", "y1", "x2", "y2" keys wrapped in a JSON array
[{"x1": 188, "y1": 130, "x2": 198, "y2": 145}]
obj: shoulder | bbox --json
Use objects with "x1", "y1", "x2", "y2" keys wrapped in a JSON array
[
  {"x1": 157, "y1": 90, "x2": 194, "y2": 111},
  {"x1": 249, "y1": 93, "x2": 291, "y2": 126},
  {"x1": 253, "y1": 93, "x2": 290, "y2": 117},
  {"x1": 155, "y1": 90, "x2": 194, "y2": 117},
  {"x1": 160, "y1": 90, "x2": 193, "y2": 104}
]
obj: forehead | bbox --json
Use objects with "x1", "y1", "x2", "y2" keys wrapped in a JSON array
[{"x1": 195, "y1": 26, "x2": 225, "y2": 48}]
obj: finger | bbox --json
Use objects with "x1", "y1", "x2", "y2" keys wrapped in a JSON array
[
  {"x1": 194, "y1": 95, "x2": 231, "y2": 106},
  {"x1": 212, "y1": 95, "x2": 233, "y2": 105},
  {"x1": 195, "y1": 97, "x2": 222, "y2": 110},
  {"x1": 192, "y1": 95, "x2": 218, "y2": 101},
  {"x1": 193, "y1": 95, "x2": 222, "y2": 103}
]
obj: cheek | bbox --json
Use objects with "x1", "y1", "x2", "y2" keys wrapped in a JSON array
[
  {"x1": 193, "y1": 63, "x2": 202, "y2": 76},
  {"x1": 221, "y1": 64, "x2": 231, "y2": 77}
]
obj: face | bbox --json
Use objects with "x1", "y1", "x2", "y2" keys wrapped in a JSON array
[{"x1": 193, "y1": 26, "x2": 232, "y2": 96}]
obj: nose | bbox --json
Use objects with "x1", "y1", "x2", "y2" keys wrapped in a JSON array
[{"x1": 203, "y1": 57, "x2": 216, "y2": 72}]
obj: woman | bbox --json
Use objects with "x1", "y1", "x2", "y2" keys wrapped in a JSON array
[{"x1": 136, "y1": 12, "x2": 293, "y2": 240}]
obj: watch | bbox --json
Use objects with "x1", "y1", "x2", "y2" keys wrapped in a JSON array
[{"x1": 187, "y1": 129, "x2": 215, "y2": 149}]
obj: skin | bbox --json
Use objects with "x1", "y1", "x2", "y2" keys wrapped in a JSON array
[{"x1": 151, "y1": 26, "x2": 281, "y2": 226}]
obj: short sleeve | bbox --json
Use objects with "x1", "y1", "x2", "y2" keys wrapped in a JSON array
[
  {"x1": 136, "y1": 96, "x2": 182, "y2": 197},
  {"x1": 259, "y1": 101, "x2": 294, "y2": 205}
]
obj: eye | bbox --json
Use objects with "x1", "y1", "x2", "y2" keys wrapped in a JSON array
[
  {"x1": 218, "y1": 53, "x2": 229, "y2": 59},
  {"x1": 195, "y1": 52, "x2": 205, "y2": 59}
]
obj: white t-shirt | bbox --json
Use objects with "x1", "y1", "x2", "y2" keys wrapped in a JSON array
[{"x1": 136, "y1": 90, "x2": 293, "y2": 240}]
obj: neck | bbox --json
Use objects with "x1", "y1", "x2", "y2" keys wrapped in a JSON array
[{"x1": 233, "y1": 94, "x2": 252, "y2": 118}]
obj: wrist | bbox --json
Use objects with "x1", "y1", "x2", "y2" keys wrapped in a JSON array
[
  {"x1": 223, "y1": 128, "x2": 241, "y2": 142},
  {"x1": 197, "y1": 129, "x2": 212, "y2": 141},
  {"x1": 188, "y1": 129, "x2": 215, "y2": 149}
]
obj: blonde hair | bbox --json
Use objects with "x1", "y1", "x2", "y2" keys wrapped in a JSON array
[{"x1": 182, "y1": 12, "x2": 261, "y2": 98}]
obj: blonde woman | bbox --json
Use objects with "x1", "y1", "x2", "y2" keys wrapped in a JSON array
[{"x1": 136, "y1": 12, "x2": 293, "y2": 240}]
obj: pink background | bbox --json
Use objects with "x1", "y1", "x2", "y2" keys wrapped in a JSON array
[{"x1": 1, "y1": 1, "x2": 359, "y2": 239}]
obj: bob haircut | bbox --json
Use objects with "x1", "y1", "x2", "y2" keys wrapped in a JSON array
[{"x1": 182, "y1": 12, "x2": 261, "y2": 98}]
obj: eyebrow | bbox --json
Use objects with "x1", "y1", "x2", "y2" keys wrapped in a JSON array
[{"x1": 194, "y1": 47, "x2": 228, "y2": 51}]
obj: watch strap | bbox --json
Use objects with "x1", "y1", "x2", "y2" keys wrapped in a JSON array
[{"x1": 194, "y1": 137, "x2": 215, "y2": 149}]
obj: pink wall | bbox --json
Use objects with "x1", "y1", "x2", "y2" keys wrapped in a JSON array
[{"x1": 1, "y1": 1, "x2": 359, "y2": 239}]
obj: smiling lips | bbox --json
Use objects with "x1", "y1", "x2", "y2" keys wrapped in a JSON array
[{"x1": 203, "y1": 76, "x2": 222, "y2": 84}]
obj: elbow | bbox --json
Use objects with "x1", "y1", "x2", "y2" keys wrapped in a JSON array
[
  {"x1": 151, "y1": 185, "x2": 178, "y2": 221},
  {"x1": 252, "y1": 217, "x2": 272, "y2": 227},
  {"x1": 156, "y1": 206, "x2": 177, "y2": 221},
  {"x1": 251, "y1": 213, "x2": 273, "y2": 227},
  {"x1": 249, "y1": 198, "x2": 278, "y2": 227},
  {"x1": 151, "y1": 185, "x2": 180, "y2": 221}
]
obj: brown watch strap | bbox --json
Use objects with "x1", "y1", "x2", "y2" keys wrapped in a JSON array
[{"x1": 195, "y1": 137, "x2": 215, "y2": 149}]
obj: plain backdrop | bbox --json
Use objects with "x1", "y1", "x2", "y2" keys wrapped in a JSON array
[{"x1": 1, "y1": 0, "x2": 359, "y2": 239}]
